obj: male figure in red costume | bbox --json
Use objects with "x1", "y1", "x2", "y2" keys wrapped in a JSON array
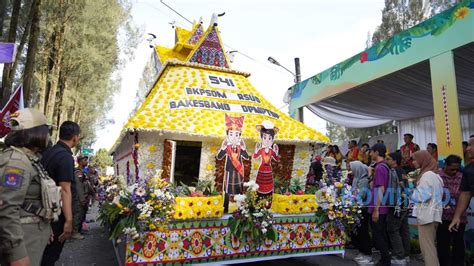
[{"x1": 217, "y1": 114, "x2": 249, "y2": 213}]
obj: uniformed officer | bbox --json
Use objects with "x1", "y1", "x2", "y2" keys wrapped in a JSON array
[
  {"x1": 72, "y1": 157, "x2": 88, "y2": 240},
  {"x1": 0, "y1": 108, "x2": 53, "y2": 266}
]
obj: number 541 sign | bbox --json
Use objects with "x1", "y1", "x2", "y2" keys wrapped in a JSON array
[{"x1": 206, "y1": 73, "x2": 239, "y2": 90}]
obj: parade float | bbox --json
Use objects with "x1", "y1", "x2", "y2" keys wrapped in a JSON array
[{"x1": 104, "y1": 16, "x2": 356, "y2": 265}]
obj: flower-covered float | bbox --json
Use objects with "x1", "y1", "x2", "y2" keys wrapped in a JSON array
[{"x1": 106, "y1": 15, "x2": 352, "y2": 265}]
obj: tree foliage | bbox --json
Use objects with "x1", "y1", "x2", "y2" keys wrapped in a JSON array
[
  {"x1": 0, "y1": 0, "x2": 141, "y2": 147},
  {"x1": 90, "y1": 148, "x2": 113, "y2": 174}
]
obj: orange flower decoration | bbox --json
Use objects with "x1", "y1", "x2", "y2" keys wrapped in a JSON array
[{"x1": 454, "y1": 7, "x2": 470, "y2": 20}]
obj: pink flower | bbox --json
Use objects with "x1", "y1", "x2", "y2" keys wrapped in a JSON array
[{"x1": 135, "y1": 187, "x2": 146, "y2": 197}]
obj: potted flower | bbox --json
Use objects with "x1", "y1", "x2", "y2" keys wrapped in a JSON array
[
  {"x1": 272, "y1": 177, "x2": 318, "y2": 214},
  {"x1": 172, "y1": 179, "x2": 224, "y2": 220}
]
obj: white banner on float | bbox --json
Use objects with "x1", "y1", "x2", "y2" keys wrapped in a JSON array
[
  {"x1": 168, "y1": 99, "x2": 280, "y2": 119},
  {"x1": 184, "y1": 87, "x2": 261, "y2": 104}
]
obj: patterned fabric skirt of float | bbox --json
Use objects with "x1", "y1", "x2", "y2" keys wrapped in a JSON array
[{"x1": 125, "y1": 217, "x2": 345, "y2": 265}]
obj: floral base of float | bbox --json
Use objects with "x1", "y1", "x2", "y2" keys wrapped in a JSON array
[
  {"x1": 124, "y1": 215, "x2": 345, "y2": 265},
  {"x1": 173, "y1": 195, "x2": 224, "y2": 220},
  {"x1": 271, "y1": 194, "x2": 318, "y2": 214}
]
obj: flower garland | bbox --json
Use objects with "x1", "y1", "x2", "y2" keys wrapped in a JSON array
[
  {"x1": 228, "y1": 181, "x2": 278, "y2": 245},
  {"x1": 132, "y1": 131, "x2": 140, "y2": 181}
]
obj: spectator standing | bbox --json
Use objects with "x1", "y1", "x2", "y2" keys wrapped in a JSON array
[
  {"x1": 437, "y1": 155, "x2": 466, "y2": 266},
  {"x1": 325, "y1": 144, "x2": 335, "y2": 158},
  {"x1": 41, "y1": 121, "x2": 80, "y2": 266},
  {"x1": 462, "y1": 141, "x2": 468, "y2": 162},
  {"x1": 349, "y1": 161, "x2": 373, "y2": 265},
  {"x1": 358, "y1": 143, "x2": 370, "y2": 165},
  {"x1": 449, "y1": 135, "x2": 474, "y2": 231},
  {"x1": 368, "y1": 143, "x2": 391, "y2": 266},
  {"x1": 347, "y1": 140, "x2": 360, "y2": 162},
  {"x1": 411, "y1": 150, "x2": 443, "y2": 266},
  {"x1": 0, "y1": 109, "x2": 55, "y2": 266},
  {"x1": 400, "y1": 133, "x2": 420, "y2": 173},
  {"x1": 72, "y1": 155, "x2": 89, "y2": 239},
  {"x1": 427, "y1": 143, "x2": 438, "y2": 162},
  {"x1": 333, "y1": 145, "x2": 343, "y2": 169},
  {"x1": 386, "y1": 152, "x2": 410, "y2": 265}
]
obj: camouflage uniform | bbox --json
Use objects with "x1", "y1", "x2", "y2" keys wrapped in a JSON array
[{"x1": 73, "y1": 168, "x2": 87, "y2": 233}]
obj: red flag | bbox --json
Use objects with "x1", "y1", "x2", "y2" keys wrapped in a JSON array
[{"x1": 0, "y1": 86, "x2": 24, "y2": 137}]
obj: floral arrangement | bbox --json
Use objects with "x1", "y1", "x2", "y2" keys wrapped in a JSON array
[
  {"x1": 315, "y1": 180, "x2": 362, "y2": 232},
  {"x1": 174, "y1": 195, "x2": 224, "y2": 220},
  {"x1": 272, "y1": 194, "x2": 318, "y2": 214},
  {"x1": 228, "y1": 181, "x2": 278, "y2": 245},
  {"x1": 171, "y1": 179, "x2": 224, "y2": 220},
  {"x1": 98, "y1": 170, "x2": 175, "y2": 240}
]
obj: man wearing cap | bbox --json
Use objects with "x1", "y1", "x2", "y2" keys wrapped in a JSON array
[
  {"x1": 41, "y1": 121, "x2": 80, "y2": 266},
  {"x1": 400, "y1": 133, "x2": 420, "y2": 173},
  {"x1": 72, "y1": 155, "x2": 89, "y2": 240}
]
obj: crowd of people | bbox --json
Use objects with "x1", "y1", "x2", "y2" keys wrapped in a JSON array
[
  {"x1": 308, "y1": 133, "x2": 474, "y2": 266},
  {"x1": 0, "y1": 108, "x2": 98, "y2": 266}
]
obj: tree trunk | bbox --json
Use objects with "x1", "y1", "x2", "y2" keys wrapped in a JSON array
[
  {"x1": 0, "y1": 0, "x2": 8, "y2": 39},
  {"x1": 9, "y1": 0, "x2": 34, "y2": 89},
  {"x1": 1, "y1": 0, "x2": 21, "y2": 107},
  {"x1": 44, "y1": 23, "x2": 65, "y2": 120},
  {"x1": 22, "y1": 0, "x2": 40, "y2": 106}
]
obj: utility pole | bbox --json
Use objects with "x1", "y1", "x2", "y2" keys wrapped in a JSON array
[{"x1": 294, "y1": 57, "x2": 304, "y2": 123}]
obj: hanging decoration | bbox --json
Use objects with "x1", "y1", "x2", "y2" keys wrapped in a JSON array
[
  {"x1": 132, "y1": 131, "x2": 140, "y2": 180},
  {"x1": 441, "y1": 85, "x2": 452, "y2": 146}
]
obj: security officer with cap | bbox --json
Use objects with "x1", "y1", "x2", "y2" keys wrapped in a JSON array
[{"x1": 0, "y1": 108, "x2": 56, "y2": 266}]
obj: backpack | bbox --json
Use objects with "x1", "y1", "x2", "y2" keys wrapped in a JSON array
[
  {"x1": 381, "y1": 163, "x2": 402, "y2": 214},
  {"x1": 20, "y1": 148, "x2": 62, "y2": 221}
]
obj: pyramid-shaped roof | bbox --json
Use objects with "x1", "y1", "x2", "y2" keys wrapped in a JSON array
[
  {"x1": 112, "y1": 21, "x2": 328, "y2": 152},
  {"x1": 123, "y1": 60, "x2": 327, "y2": 143}
]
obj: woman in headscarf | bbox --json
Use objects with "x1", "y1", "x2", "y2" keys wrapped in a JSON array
[
  {"x1": 349, "y1": 161, "x2": 373, "y2": 264},
  {"x1": 412, "y1": 150, "x2": 443, "y2": 266}
]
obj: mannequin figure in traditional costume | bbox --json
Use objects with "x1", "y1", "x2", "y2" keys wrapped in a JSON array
[
  {"x1": 216, "y1": 114, "x2": 249, "y2": 213},
  {"x1": 253, "y1": 120, "x2": 280, "y2": 207}
]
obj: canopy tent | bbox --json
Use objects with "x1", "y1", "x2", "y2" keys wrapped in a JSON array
[{"x1": 289, "y1": 0, "x2": 474, "y2": 159}]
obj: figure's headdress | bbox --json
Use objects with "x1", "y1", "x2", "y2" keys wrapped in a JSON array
[
  {"x1": 225, "y1": 114, "x2": 244, "y2": 132},
  {"x1": 255, "y1": 120, "x2": 279, "y2": 134}
]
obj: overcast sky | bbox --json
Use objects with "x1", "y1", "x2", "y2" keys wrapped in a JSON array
[{"x1": 92, "y1": 0, "x2": 385, "y2": 151}]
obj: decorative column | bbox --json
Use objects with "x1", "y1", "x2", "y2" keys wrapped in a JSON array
[{"x1": 429, "y1": 51, "x2": 463, "y2": 162}]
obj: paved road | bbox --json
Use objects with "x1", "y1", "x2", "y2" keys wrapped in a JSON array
[
  {"x1": 57, "y1": 203, "x2": 117, "y2": 266},
  {"x1": 56, "y1": 204, "x2": 424, "y2": 266}
]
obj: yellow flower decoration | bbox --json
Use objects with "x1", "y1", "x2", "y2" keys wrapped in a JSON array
[
  {"x1": 173, "y1": 195, "x2": 224, "y2": 220},
  {"x1": 148, "y1": 145, "x2": 158, "y2": 152},
  {"x1": 299, "y1": 151, "x2": 309, "y2": 160},
  {"x1": 206, "y1": 164, "x2": 213, "y2": 171},
  {"x1": 455, "y1": 7, "x2": 469, "y2": 19},
  {"x1": 296, "y1": 169, "x2": 304, "y2": 177},
  {"x1": 146, "y1": 162, "x2": 155, "y2": 169},
  {"x1": 272, "y1": 194, "x2": 318, "y2": 214}
]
